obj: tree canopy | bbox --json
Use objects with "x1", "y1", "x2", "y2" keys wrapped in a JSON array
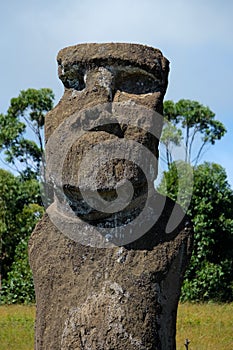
[
  {"x1": 0, "y1": 88, "x2": 52, "y2": 303},
  {"x1": 0, "y1": 169, "x2": 43, "y2": 279},
  {"x1": 0, "y1": 88, "x2": 54, "y2": 179},
  {"x1": 161, "y1": 99, "x2": 226, "y2": 166},
  {"x1": 158, "y1": 162, "x2": 233, "y2": 301}
]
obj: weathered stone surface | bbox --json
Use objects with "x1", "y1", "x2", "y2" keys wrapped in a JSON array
[
  {"x1": 30, "y1": 196, "x2": 192, "y2": 350},
  {"x1": 29, "y1": 43, "x2": 193, "y2": 350},
  {"x1": 44, "y1": 43, "x2": 168, "y2": 225},
  {"x1": 45, "y1": 43, "x2": 169, "y2": 140}
]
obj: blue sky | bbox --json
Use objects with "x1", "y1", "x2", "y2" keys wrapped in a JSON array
[{"x1": 1, "y1": 0, "x2": 233, "y2": 187}]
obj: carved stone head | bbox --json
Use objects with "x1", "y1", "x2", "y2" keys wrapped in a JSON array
[{"x1": 45, "y1": 43, "x2": 169, "y2": 238}]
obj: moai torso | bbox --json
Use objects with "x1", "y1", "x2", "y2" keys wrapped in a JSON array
[{"x1": 29, "y1": 43, "x2": 193, "y2": 350}]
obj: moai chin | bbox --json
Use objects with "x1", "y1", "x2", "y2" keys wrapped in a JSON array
[{"x1": 29, "y1": 43, "x2": 193, "y2": 350}]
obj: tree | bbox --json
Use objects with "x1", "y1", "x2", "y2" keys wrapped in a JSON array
[
  {"x1": 0, "y1": 203, "x2": 44, "y2": 304},
  {"x1": 0, "y1": 88, "x2": 54, "y2": 303},
  {"x1": 162, "y1": 99, "x2": 226, "y2": 165},
  {"x1": 158, "y1": 160, "x2": 193, "y2": 211},
  {"x1": 0, "y1": 169, "x2": 44, "y2": 296},
  {"x1": 158, "y1": 162, "x2": 233, "y2": 301},
  {"x1": 0, "y1": 88, "x2": 54, "y2": 179},
  {"x1": 160, "y1": 119, "x2": 182, "y2": 166}
]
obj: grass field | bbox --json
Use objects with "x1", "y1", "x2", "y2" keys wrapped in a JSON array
[
  {"x1": 0, "y1": 303, "x2": 232, "y2": 349},
  {"x1": 176, "y1": 303, "x2": 233, "y2": 350},
  {"x1": 0, "y1": 305, "x2": 35, "y2": 350}
]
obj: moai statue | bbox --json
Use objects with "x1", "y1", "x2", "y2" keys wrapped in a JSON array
[{"x1": 29, "y1": 43, "x2": 193, "y2": 350}]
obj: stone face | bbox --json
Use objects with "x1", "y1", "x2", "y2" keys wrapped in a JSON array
[
  {"x1": 29, "y1": 43, "x2": 193, "y2": 350},
  {"x1": 44, "y1": 43, "x2": 168, "y2": 227}
]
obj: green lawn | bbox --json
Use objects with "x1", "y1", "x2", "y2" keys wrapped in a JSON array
[
  {"x1": 176, "y1": 303, "x2": 233, "y2": 350},
  {"x1": 0, "y1": 303, "x2": 232, "y2": 349},
  {"x1": 0, "y1": 305, "x2": 35, "y2": 350}
]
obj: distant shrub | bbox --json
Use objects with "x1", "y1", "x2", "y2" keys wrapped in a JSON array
[{"x1": 1, "y1": 238, "x2": 35, "y2": 304}]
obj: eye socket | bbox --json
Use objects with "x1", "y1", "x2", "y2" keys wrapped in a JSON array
[
  {"x1": 115, "y1": 71, "x2": 159, "y2": 95},
  {"x1": 63, "y1": 73, "x2": 86, "y2": 90},
  {"x1": 59, "y1": 65, "x2": 159, "y2": 93},
  {"x1": 59, "y1": 64, "x2": 86, "y2": 91}
]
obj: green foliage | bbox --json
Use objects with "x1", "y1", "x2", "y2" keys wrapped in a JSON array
[
  {"x1": 0, "y1": 88, "x2": 54, "y2": 178},
  {"x1": 158, "y1": 160, "x2": 194, "y2": 211},
  {"x1": 1, "y1": 238, "x2": 35, "y2": 304},
  {"x1": 181, "y1": 259, "x2": 233, "y2": 302},
  {"x1": 0, "y1": 88, "x2": 54, "y2": 304},
  {"x1": 158, "y1": 162, "x2": 233, "y2": 302},
  {"x1": 160, "y1": 119, "x2": 182, "y2": 166},
  {"x1": 0, "y1": 202, "x2": 44, "y2": 304},
  {"x1": 163, "y1": 99, "x2": 226, "y2": 165},
  {"x1": 0, "y1": 169, "x2": 44, "y2": 286}
]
